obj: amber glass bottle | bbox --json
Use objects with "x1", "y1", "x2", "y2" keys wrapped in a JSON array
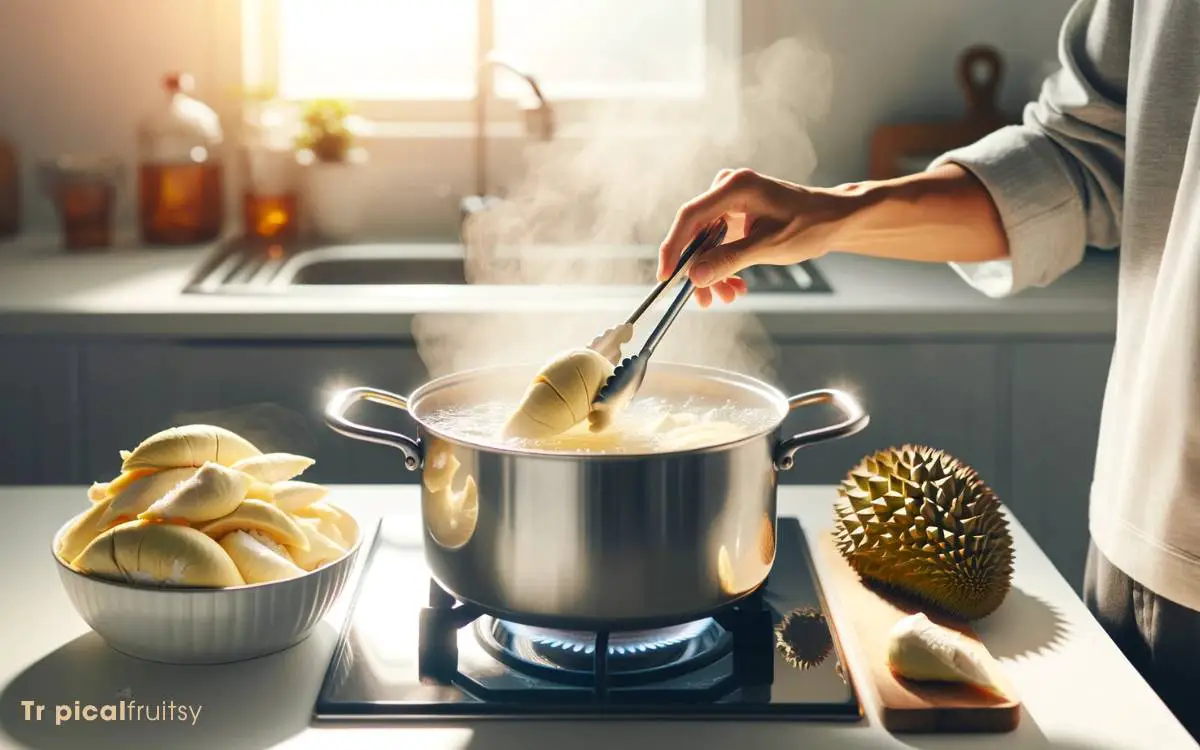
[
  {"x1": 0, "y1": 134, "x2": 17, "y2": 238},
  {"x1": 137, "y1": 73, "x2": 224, "y2": 245}
]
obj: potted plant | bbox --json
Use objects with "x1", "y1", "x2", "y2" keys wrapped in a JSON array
[{"x1": 295, "y1": 99, "x2": 368, "y2": 240}]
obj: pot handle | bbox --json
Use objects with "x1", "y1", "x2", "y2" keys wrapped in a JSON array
[
  {"x1": 774, "y1": 389, "x2": 869, "y2": 471},
  {"x1": 325, "y1": 387, "x2": 423, "y2": 471}
]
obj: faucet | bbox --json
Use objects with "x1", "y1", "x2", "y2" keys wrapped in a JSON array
[{"x1": 460, "y1": 52, "x2": 554, "y2": 224}]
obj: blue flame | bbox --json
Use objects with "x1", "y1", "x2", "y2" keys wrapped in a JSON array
[{"x1": 501, "y1": 618, "x2": 715, "y2": 656}]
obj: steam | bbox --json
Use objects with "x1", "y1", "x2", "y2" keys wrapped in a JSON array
[
  {"x1": 414, "y1": 37, "x2": 832, "y2": 384},
  {"x1": 172, "y1": 404, "x2": 316, "y2": 456}
]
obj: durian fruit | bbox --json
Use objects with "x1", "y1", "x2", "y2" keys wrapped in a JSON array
[
  {"x1": 197, "y1": 499, "x2": 308, "y2": 549},
  {"x1": 219, "y1": 531, "x2": 306, "y2": 584},
  {"x1": 121, "y1": 424, "x2": 261, "y2": 472},
  {"x1": 268, "y1": 481, "x2": 328, "y2": 512},
  {"x1": 230, "y1": 453, "x2": 314, "y2": 483},
  {"x1": 72, "y1": 520, "x2": 245, "y2": 588},
  {"x1": 833, "y1": 445, "x2": 1013, "y2": 620},
  {"x1": 887, "y1": 612, "x2": 1004, "y2": 696},
  {"x1": 502, "y1": 348, "x2": 614, "y2": 439},
  {"x1": 775, "y1": 607, "x2": 833, "y2": 670},
  {"x1": 138, "y1": 462, "x2": 250, "y2": 524}
]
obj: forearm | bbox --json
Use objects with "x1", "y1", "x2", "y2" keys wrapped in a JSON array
[{"x1": 824, "y1": 164, "x2": 1010, "y2": 264}]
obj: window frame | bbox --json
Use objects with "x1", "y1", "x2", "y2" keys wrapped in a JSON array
[{"x1": 241, "y1": 0, "x2": 741, "y2": 136}]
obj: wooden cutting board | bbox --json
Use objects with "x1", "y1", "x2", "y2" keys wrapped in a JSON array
[
  {"x1": 868, "y1": 45, "x2": 1013, "y2": 179},
  {"x1": 817, "y1": 532, "x2": 1021, "y2": 733}
]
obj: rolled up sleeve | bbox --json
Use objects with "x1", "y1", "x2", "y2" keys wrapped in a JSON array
[{"x1": 929, "y1": 0, "x2": 1130, "y2": 297}]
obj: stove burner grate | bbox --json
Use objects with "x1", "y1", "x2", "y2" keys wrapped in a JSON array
[
  {"x1": 417, "y1": 579, "x2": 776, "y2": 702},
  {"x1": 475, "y1": 616, "x2": 730, "y2": 687}
]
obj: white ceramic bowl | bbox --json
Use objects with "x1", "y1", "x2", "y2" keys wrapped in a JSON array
[{"x1": 51, "y1": 512, "x2": 362, "y2": 664}]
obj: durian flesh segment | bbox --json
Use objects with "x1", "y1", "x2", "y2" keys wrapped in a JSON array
[
  {"x1": 138, "y1": 462, "x2": 250, "y2": 524},
  {"x1": 502, "y1": 348, "x2": 614, "y2": 439},
  {"x1": 286, "y1": 516, "x2": 347, "y2": 571},
  {"x1": 230, "y1": 452, "x2": 314, "y2": 483},
  {"x1": 73, "y1": 520, "x2": 245, "y2": 588},
  {"x1": 887, "y1": 613, "x2": 1002, "y2": 696},
  {"x1": 197, "y1": 498, "x2": 309, "y2": 549},
  {"x1": 88, "y1": 468, "x2": 158, "y2": 502},
  {"x1": 219, "y1": 530, "x2": 306, "y2": 584},
  {"x1": 121, "y1": 424, "x2": 261, "y2": 471},
  {"x1": 58, "y1": 497, "x2": 120, "y2": 564},
  {"x1": 833, "y1": 444, "x2": 1014, "y2": 620},
  {"x1": 99, "y1": 466, "x2": 197, "y2": 527},
  {"x1": 293, "y1": 501, "x2": 358, "y2": 547},
  {"x1": 245, "y1": 529, "x2": 294, "y2": 561},
  {"x1": 269, "y1": 481, "x2": 329, "y2": 512}
]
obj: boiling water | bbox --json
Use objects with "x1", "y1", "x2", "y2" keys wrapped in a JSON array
[{"x1": 423, "y1": 396, "x2": 779, "y2": 454}]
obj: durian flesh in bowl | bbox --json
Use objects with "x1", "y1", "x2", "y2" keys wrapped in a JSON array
[{"x1": 51, "y1": 425, "x2": 362, "y2": 664}]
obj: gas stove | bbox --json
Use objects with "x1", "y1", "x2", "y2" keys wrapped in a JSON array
[{"x1": 314, "y1": 516, "x2": 860, "y2": 720}]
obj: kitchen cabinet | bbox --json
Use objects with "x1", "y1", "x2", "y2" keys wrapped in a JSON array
[
  {"x1": 0, "y1": 338, "x2": 81, "y2": 484},
  {"x1": 1009, "y1": 341, "x2": 1114, "y2": 591},
  {"x1": 1, "y1": 331, "x2": 1115, "y2": 592},
  {"x1": 772, "y1": 343, "x2": 1004, "y2": 490},
  {"x1": 79, "y1": 341, "x2": 428, "y2": 485}
]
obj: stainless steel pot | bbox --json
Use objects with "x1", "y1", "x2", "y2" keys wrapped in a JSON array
[{"x1": 325, "y1": 362, "x2": 867, "y2": 631}]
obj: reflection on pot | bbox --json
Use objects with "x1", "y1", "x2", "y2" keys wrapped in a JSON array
[
  {"x1": 716, "y1": 512, "x2": 776, "y2": 597},
  {"x1": 421, "y1": 437, "x2": 478, "y2": 550},
  {"x1": 422, "y1": 438, "x2": 461, "y2": 494},
  {"x1": 758, "y1": 513, "x2": 776, "y2": 565},
  {"x1": 774, "y1": 607, "x2": 833, "y2": 670}
]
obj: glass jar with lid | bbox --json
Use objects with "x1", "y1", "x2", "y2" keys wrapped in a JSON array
[{"x1": 137, "y1": 72, "x2": 224, "y2": 245}]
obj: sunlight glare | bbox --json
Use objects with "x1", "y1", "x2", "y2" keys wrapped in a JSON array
[
  {"x1": 273, "y1": 0, "x2": 706, "y2": 100},
  {"x1": 278, "y1": 0, "x2": 477, "y2": 99}
]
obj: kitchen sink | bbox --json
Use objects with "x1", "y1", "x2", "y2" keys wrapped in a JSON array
[
  {"x1": 183, "y1": 241, "x2": 832, "y2": 294},
  {"x1": 288, "y1": 256, "x2": 468, "y2": 286}
]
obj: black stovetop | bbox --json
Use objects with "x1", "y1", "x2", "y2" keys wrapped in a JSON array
[{"x1": 314, "y1": 516, "x2": 860, "y2": 721}]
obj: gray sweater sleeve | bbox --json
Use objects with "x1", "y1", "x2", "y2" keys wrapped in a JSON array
[{"x1": 928, "y1": 0, "x2": 1130, "y2": 297}]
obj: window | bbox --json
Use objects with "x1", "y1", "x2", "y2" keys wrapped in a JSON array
[{"x1": 242, "y1": 0, "x2": 739, "y2": 129}]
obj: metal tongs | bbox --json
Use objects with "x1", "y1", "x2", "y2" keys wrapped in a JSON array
[{"x1": 587, "y1": 218, "x2": 728, "y2": 427}]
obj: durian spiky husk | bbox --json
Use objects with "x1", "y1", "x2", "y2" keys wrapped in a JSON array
[{"x1": 833, "y1": 444, "x2": 1014, "y2": 620}]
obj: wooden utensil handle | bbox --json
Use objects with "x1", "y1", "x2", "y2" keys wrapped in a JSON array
[{"x1": 958, "y1": 45, "x2": 1003, "y2": 119}]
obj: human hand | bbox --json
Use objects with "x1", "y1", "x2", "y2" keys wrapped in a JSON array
[{"x1": 658, "y1": 168, "x2": 847, "y2": 307}]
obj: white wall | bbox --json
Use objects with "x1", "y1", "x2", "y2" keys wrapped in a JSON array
[{"x1": 0, "y1": 0, "x2": 1073, "y2": 240}]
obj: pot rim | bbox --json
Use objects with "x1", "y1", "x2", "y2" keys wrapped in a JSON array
[{"x1": 406, "y1": 361, "x2": 790, "y2": 461}]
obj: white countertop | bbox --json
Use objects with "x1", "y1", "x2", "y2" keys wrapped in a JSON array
[
  {"x1": 0, "y1": 236, "x2": 1118, "y2": 338},
  {"x1": 0, "y1": 484, "x2": 1191, "y2": 750}
]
